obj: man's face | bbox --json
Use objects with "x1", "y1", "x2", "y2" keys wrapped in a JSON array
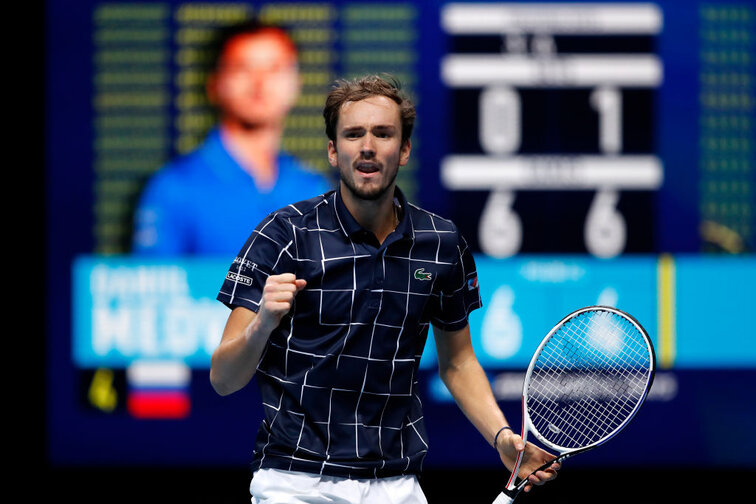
[
  {"x1": 209, "y1": 31, "x2": 299, "y2": 128},
  {"x1": 328, "y1": 95, "x2": 411, "y2": 201}
]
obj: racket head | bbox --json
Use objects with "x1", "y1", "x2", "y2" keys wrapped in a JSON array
[{"x1": 522, "y1": 306, "x2": 655, "y2": 455}]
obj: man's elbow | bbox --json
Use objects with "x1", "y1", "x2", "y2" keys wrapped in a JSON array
[
  {"x1": 437, "y1": 355, "x2": 476, "y2": 385},
  {"x1": 437, "y1": 363, "x2": 454, "y2": 386},
  {"x1": 209, "y1": 369, "x2": 238, "y2": 396}
]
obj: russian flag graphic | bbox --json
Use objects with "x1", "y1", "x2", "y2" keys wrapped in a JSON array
[
  {"x1": 467, "y1": 275, "x2": 478, "y2": 290},
  {"x1": 126, "y1": 361, "x2": 191, "y2": 419}
]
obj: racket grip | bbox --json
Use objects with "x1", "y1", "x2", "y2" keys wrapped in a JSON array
[{"x1": 491, "y1": 491, "x2": 515, "y2": 504}]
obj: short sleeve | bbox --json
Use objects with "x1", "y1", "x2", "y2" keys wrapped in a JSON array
[
  {"x1": 430, "y1": 231, "x2": 482, "y2": 331},
  {"x1": 216, "y1": 213, "x2": 295, "y2": 312}
]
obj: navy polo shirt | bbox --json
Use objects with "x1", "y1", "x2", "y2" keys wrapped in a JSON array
[{"x1": 217, "y1": 187, "x2": 481, "y2": 479}]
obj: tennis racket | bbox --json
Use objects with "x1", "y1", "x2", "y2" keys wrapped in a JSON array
[{"x1": 492, "y1": 306, "x2": 655, "y2": 504}]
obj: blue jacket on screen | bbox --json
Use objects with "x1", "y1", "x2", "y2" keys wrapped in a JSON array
[{"x1": 132, "y1": 128, "x2": 333, "y2": 256}]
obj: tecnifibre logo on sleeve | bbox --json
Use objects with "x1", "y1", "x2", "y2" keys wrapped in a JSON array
[
  {"x1": 232, "y1": 256, "x2": 257, "y2": 271},
  {"x1": 226, "y1": 272, "x2": 253, "y2": 286}
]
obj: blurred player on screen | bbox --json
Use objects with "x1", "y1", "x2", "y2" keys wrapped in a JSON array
[
  {"x1": 132, "y1": 20, "x2": 331, "y2": 255},
  {"x1": 210, "y1": 74, "x2": 559, "y2": 503}
]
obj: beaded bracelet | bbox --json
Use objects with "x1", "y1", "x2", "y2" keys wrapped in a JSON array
[{"x1": 493, "y1": 426, "x2": 513, "y2": 449}]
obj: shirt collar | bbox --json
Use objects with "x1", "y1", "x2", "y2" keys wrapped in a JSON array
[{"x1": 333, "y1": 185, "x2": 411, "y2": 240}]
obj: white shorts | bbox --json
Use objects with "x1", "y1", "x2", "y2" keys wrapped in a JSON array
[{"x1": 250, "y1": 468, "x2": 428, "y2": 504}]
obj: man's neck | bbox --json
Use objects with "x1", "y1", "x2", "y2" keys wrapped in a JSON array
[
  {"x1": 220, "y1": 121, "x2": 284, "y2": 191},
  {"x1": 340, "y1": 182, "x2": 398, "y2": 245}
]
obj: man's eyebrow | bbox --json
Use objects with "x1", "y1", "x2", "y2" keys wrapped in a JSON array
[
  {"x1": 341, "y1": 124, "x2": 397, "y2": 131},
  {"x1": 339, "y1": 126, "x2": 365, "y2": 136},
  {"x1": 339, "y1": 124, "x2": 397, "y2": 134}
]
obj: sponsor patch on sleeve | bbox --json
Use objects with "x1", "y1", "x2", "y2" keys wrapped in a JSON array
[{"x1": 226, "y1": 272, "x2": 253, "y2": 286}]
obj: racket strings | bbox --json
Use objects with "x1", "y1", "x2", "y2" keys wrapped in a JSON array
[
  {"x1": 529, "y1": 383, "x2": 636, "y2": 448},
  {"x1": 530, "y1": 315, "x2": 649, "y2": 445},
  {"x1": 530, "y1": 382, "x2": 636, "y2": 447},
  {"x1": 531, "y1": 331, "x2": 647, "y2": 443},
  {"x1": 529, "y1": 372, "x2": 638, "y2": 447},
  {"x1": 526, "y1": 310, "x2": 652, "y2": 450}
]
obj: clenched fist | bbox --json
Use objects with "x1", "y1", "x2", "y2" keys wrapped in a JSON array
[{"x1": 257, "y1": 273, "x2": 307, "y2": 331}]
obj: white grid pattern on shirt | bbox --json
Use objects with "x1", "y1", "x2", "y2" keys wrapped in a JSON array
[{"x1": 219, "y1": 191, "x2": 480, "y2": 478}]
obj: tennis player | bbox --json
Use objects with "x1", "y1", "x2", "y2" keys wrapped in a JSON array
[{"x1": 211, "y1": 75, "x2": 559, "y2": 503}]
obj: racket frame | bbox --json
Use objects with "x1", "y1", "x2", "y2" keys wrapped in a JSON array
[{"x1": 501, "y1": 305, "x2": 656, "y2": 500}]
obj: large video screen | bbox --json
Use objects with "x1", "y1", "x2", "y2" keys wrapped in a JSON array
[{"x1": 47, "y1": 0, "x2": 756, "y2": 470}]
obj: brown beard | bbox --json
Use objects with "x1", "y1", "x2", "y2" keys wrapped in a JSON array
[{"x1": 339, "y1": 163, "x2": 399, "y2": 201}]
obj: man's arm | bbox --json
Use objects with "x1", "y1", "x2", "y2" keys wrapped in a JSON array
[
  {"x1": 210, "y1": 273, "x2": 305, "y2": 396},
  {"x1": 434, "y1": 323, "x2": 559, "y2": 491}
]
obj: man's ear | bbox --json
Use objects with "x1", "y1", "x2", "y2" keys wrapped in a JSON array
[
  {"x1": 328, "y1": 140, "x2": 338, "y2": 167},
  {"x1": 399, "y1": 139, "x2": 412, "y2": 166}
]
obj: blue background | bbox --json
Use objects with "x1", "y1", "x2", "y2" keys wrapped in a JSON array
[{"x1": 45, "y1": 0, "x2": 756, "y2": 501}]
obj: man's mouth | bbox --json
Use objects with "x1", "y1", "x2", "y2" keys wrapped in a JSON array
[{"x1": 355, "y1": 162, "x2": 379, "y2": 174}]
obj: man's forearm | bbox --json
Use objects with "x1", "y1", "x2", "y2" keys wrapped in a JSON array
[
  {"x1": 440, "y1": 354, "x2": 510, "y2": 447},
  {"x1": 438, "y1": 329, "x2": 561, "y2": 489},
  {"x1": 211, "y1": 274, "x2": 306, "y2": 396},
  {"x1": 210, "y1": 307, "x2": 273, "y2": 396},
  {"x1": 435, "y1": 324, "x2": 511, "y2": 447}
]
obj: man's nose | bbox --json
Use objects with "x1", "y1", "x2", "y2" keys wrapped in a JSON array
[{"x1": 360, "y1": 134, "x2": 375, "y2": 158}]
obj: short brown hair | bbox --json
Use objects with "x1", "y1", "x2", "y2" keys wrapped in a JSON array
[
  {"x1": 211, "y1": 19, "x2": 298, "y2": 70},
  {"x1": 323, "y1": 74, "x2": 416, "y2": 145}
]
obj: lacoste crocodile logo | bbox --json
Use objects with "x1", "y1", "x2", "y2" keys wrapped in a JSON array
[{"x1": 414, "y1": 268, "x2": 432, "y2": 281}]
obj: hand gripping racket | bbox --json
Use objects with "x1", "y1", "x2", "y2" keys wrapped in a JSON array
[{"x1": 492, "y1": 306, "x2": 656, "y2": 504}]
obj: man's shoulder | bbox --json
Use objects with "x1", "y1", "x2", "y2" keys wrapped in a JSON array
[
  {"x1": 267, "y1": 190, "x2": 335, "y2": 223},
  {"x1": 406, "y1": 201, "x2": 458, "y2": 234},
  {"x1": 279, "y1": 151, "x2": 316, "y2": 173},
  {"x1": 403, "y1": 201, "x2": 470, "y2": 264},
  {"x1": 143, "y1": 147, "x2": 210, "y2": 191},
  {"x1": 164, "y1": 145, "x2": 212, "y2": 174},
  {"x1": 155, "y1": 129, "x2": 227, "y2": 176}
]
